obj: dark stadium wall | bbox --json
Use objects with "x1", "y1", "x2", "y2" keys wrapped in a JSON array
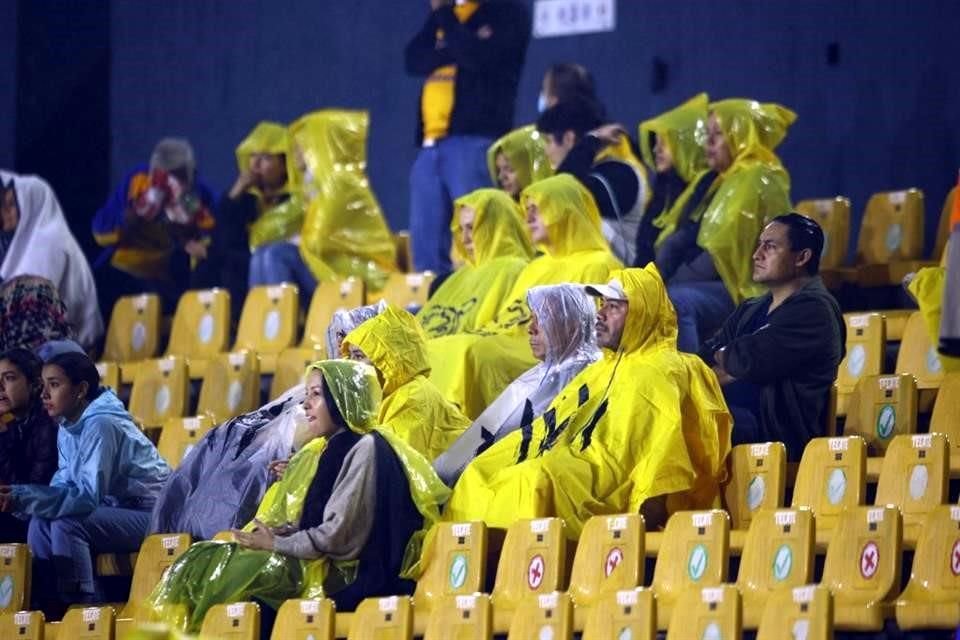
[
  {"x1": 0, "y1": 2, "x2": 17, "y2": 170},
  {"x1": 43, "y1": 0, "x2": 960, "y2": 261}
]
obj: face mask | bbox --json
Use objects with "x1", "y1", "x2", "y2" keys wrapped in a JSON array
[
  {"x1": 537, "y1": 93, "x2": 549, "y2": 114},
  {"x1": 290, "y1": 405, "x2": 314, "y2": 451}
]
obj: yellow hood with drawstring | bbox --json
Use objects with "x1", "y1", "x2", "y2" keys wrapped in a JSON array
[{"x1": 486, "y1": 125, "x2": 554, "y2": 196}]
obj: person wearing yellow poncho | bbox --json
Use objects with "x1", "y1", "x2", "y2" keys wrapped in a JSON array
[
  {"x1": 145, "y1": 360, "x2": 449, "y2": 631},
  {"x1": 342, "y1": 304, "x2": 470, "y2": 460},
  {"x1": 487, "y1": 125, "x2": 554, "y2": 200},
  {"x1": 907, "y1": 253, "x2": 960, "y2": 372},
  {"x1": 289, "y1": 110, "x2": 397, "y2": 294},
  {"x1": 196, "y1": 121, "x2": 305, "y2": 319},
  {"x1": 661, "y1": 98, "x2": 796, "y2": 353},
  {"x1": 417, "y1": 188, "x2": 533, "y2": 337},
  {"x1": 427, "y1": 173, "x2": 623, "y2": 419},
  {"x1": 445, "y1": 265, "x2": 732, "y2": 539}
]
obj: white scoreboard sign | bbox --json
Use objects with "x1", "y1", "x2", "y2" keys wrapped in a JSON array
[{"x1": 533, "y1": 0, "x2": 617, "y2": 38}]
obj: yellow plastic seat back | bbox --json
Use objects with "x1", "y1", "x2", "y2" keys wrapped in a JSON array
[
  {"x1": 582, "y1": 587, "x2": 655, "y2": 640},
  {"x1": 59, "y1": 606, "x2": 115, "y2": 639},
  {"x1": 875, "y1": 433, "x2": 949, "y2": 541},
  {"x1": 791, "y1": 437, "x2": 866, "y2": 541},
  {"x1": 348, "y1": 596, "x2": 412, "y2": 640},
  {"x1": 128, "y1": 356, "x2": 189, "y2": 429},
  {"x1": 369, "y1": 272, "x2": 434, "y2": 312},
  {"x1": 821, "y1": 505, "x2": 902, "y2": 631},
  {"x1": 270, "y1": 598, "x2": 335, "y2": 640},
  {"x1": 95, "y1": 361, "x2": 121, "y2": 393},
  {"x1": 199, "y1": 602, "x2": 260, "y2": 640},
  {"x1": 412, "y1": 521, "x2": 487, "y2": 619},
  {"x1": 0, "y1": 544, "x2": 30, "y2": 614},
  {"x1": 233, "y1": 284, "x2": 300, "y2": 358},
  {"x1": 856, "y1": 188, "x2": 925, "y2": 264},
  {"x1": 0, "y1": 611, "x2": 43, "y2": 640},
  {"x1": 506, "y1": 592, "x2": 572, "y2": 640},
  {"x1": 491, "y1": 518, "x2": 566, "y2": 632},
  {"x1": 165, "y1": 288, "x2": 231, "y2": 361},
  {"x1": 756, "y1": 584, "x2": 833, "y2": 640},
  {"x1": 897, "y1": 311, "x2": 946, "y2": 391},
  {"x1": 269, "y1": 347, "x2": 324, "y2": 401},
  {"x1": 102, "y1": 293, "x2": 162, "y2": 364},
  {"x1": 666, "y1": 585, "x2": 741, "y2": 640},
  {"x1": 736, "y1": 508, "x2": 815, "y2": 629},
  {"x1": 120, "y1": 533, "x2": 192, "y2": 620},
  {"x1": 845, "y1": 374, "x2": 918, "y2": 455},
  {"x1": 796, "y1": 197, "x2": 850, "y2": 269},
  {"x1": 930, "y1": 372, "x2": 960, "y2": 465},
  {"x1": 894, "y1": 504, "x2": 960, "y2": 630},
  {"x1": 836, "y1": 313, "x2": 885, "y2": 401},
  {"x1": 196, "y1": 352, "x2": 261, "y2": 423},
  {"x1": 568, "y1": 514, "x2": 644, "y2": 612},
  {"x1": 722, "y1": 442, "x2": 786, "y2": 531},
  {"x1": 650, "y1": 510, "x2": 730, "y2": 630},
  {"x1": 157, "y1": 415, "x2": 216, "y2": 469},
  {"x1": 302, "y1": 278, "x2": 364, "y2": 349},
  {"x1": 422, "y1": 594, "x2": 491, "y2": 640}
]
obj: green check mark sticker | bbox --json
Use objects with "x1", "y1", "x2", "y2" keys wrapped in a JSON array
[
  {"x1": 688, "y1": 544, "x2": 708, "y2": 581},
  {"x1": 772, "y1": 544, "x2": 793, "y2": 582},
  {"x1": 449, "y1": 553, "x2": 467, "y2": 589}
]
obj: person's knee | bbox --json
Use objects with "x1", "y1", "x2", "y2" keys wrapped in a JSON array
[{"x1": 27, "y1": 518, "x2": 52, "y2": 553}]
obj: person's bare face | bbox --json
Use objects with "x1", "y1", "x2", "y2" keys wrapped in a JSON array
[
  {"x1": 653, "y1": 134, "x2": 674, "y2": 173},
  {"x1": 1, "y1": 189, "x2": 18, "y2": 233},
  {"x1": 526, "y1": 202, "x2": 548, "y2": 245},
  {"x1": 752, "y1": 221, "x2": 811, "y2": 285},
  {"x1": 528, "y1": 313, "x2": 548, "y2": 361},
  {"x1": 544, "y1": 132, "x2": 575, "y2": 170},
  {"x1": 596, "y1": 299, "x2": 629, "y2": 350},
  {"x1": 704, "y1": 113, "x2": 733, "y2": 172},
  {"x1": 495, "y1": 152, "x2": 520, "y2": 198},
  {"x1": 459, "y1": 205, "x2": 477, "y2": 259},
  {"x1": 248, "y1": 153, "x2": 288, "y2": 191}
]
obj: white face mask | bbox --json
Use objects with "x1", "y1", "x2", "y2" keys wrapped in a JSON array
[
  {"x1": 290, "y1": 405, "x2": 314, "y2": 451},
  {"x1": 537, "y1": 93, "x2": 549, "y2": 114}
]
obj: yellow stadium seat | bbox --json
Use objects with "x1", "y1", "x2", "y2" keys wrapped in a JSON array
[
  {"x1": 894, "y1": 504, "x2": 960, "y2": 630},
  {"x1": 934, "y1": 187, "x2": 956, "y2": 261},
  {"x1": 270, "y1": 598, "x2": 335, "y2": 640},
  {"x1": 581, "y1": 587, "x2": 655, "y2": 640},
  {"x1": 736, "y1": 508, "x2": 815, "y2": 629},
  {"x1": 0, "y1": 611, "x2": 44, "y2": 640},
  {"x1": 568, "y1": 513, "x2": 644, "y2": 630},
  {"x1": 348, "y1": 596, "x2": 412, "y2": 640},
  {"x1": 666, "y1": 585, "x2": 741, "y2": 640},
  {"x1": 196, "y1": 352, "x2": 261, "y2": 423},
  {"x1": 301, "y1": 278, "x2": 364, "y2": 350},
  {"x1": 506, "y1": 591, "x2": 572, "y2": 640},
  {"x1": 395, "y1": 231, "x2": 412, "y2": 273},
  {"x1": 795, "y1": 196, "x2": 850, "y2": 270},
  {"x1": 756, "y1": 584, "x2": 833, "y2": 640},
  {"x1": 165, "y1": 288, "x2": 231, "y2": 379},
  {"x1": 127, "y1": 357, "x2": 189, "y2": 430},
  {"x1": 58, "y1": 606, "x2": 114, "y2": 640},
  {"x1": 844, "y1": 374, "x2": 917, "y2": 456},
  {"x1": 95, "y1": 550, "x2": 137, "y2": 577},
  {"x1": 897, "y1": 311, "x2": 946, "y2": 411},
  {"x1": 269, "y1": 347, "x2": 324, "y2": 401},
  {"x1": 102, "y1": 293, "x2": 162, "y2": 384},
  {"x1": 368, "y1": 272, "x2": 434, "y2": 312},
  {"x1": 156, "y1": 415, "x2": 216, "y2": 469},
  {"x1": 95, "y1": 361, "x2": 120, "y2": 393},
  {"x1": 412, "y1": 521, "x2": 487, "y2": 634},
  {"x1": 836, "y1": 313, "x2": 885, "y2": 416},
  {"x1": 821, "y1": 505, "x2": 902, "y2": 631},
  {"x1": 650, "y1": 510, "x2": 729, "y2": 631},
  {"x1": 722, "y1": 442, "x2": 786, "y2": 532},
  {"x1": 233, "y1": 284, "x2": 299, "y2": 374},
  {"x1": 930, "y1": 372, "x2": 960, "y2": 473},
  {"x1": 850, "y1": 188, "x2": 926, "y2": 287},
  {"x1": 117, "y1": 533, "x2": 192, "y2": 621},
  {"x1": 791, "y1": 436, "x2": 866, "y2": 547},
  {"x1": 0, "y1": 544, "x2": 29, "y2": 615},
  {"x1": 422, "y1": 594, "x2": 491, "y2": 640},
  {"x1": 199, "y1": 602, "x2": 260, "y2": 640},
  {"x1": 491, "y1": 518, "x2": 567, "y2": 633},
  {"x1": 874, "y1": 433, "x2": 949, "y2": 545}
]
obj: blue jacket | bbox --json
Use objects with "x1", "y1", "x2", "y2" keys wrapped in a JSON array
[{"x1": 11, "y1": 390, "x2": 170, "y2": 518}]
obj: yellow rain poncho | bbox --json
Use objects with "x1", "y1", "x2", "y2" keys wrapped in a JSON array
[
  {"x1": 908, "y1": 264, "x2": 960, "y2": 371},
  {"x1": 343, "y1": 305, "x2": 471, "y2": 460},
  {"x1": 697, "y1": 99, "x2": 796, "y2": 303},
  {"x1": 146, "y1": 360, "x2": 449, "y2": 631},
  {"x1": 486, "y1": 125, "x2": 553, "y2": 196},
  {"x1": 639, "y1": 93, "x2": 711, "y2": 246},
  {"x1": 417, "y1": 189, "x2": 533, "y2": 337},
  {"x1": 235, "y1": 121, "x2": 306, "y2": 249},
  {"x1": 290, "y1": 110, "x2": 396, "y2": 289},
  {"x1": 427, "y1": 174, "x2": 623, "y2": 419},
  {"x1": 445, "y1": 265, "x2": 732, "y2": 540}
]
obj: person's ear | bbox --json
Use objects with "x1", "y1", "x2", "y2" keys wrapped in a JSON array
[
  {"x1": 795, "y1": 248, "x2": 813, "y2": 270},
  {"x1": 562, "y1": 130, "x2": 577, "y2": 148},
  {"x1": 76, "y1": 380, "x2": 90, "y2": 403}
]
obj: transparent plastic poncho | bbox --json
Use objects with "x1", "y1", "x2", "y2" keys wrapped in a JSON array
[{"x1": 324, "y1": 300, "x2": 388, "y2": 360}]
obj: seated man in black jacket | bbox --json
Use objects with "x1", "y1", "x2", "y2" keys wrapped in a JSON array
[
  {"x1": 536, "y1": 97, "x2": 652, "y2": 266},
  {"x1": 702, "y1": 213, "x2": 845, "y2": 460}
]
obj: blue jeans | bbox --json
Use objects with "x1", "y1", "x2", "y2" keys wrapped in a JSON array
[
  {"x1": 28, "y1": 505, "x2": 152, "y2": 602},
  {"x1": 409, "y1": 135, "x2": 493, "y2": 275},
  {"x1": 249, "y1": 242, "x2": 317, "y2": 302},
  {"x1": 668, "y1": 281, "x2": 735, "y2": 353}
]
